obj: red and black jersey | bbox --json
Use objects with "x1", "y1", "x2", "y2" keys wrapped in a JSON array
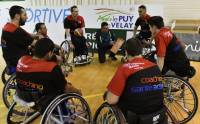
[
  {"x1": 155, "y1": 27, "x2": 190, "y2": 76},
  {"x1": 63, "y1": 15, "x2": 85, "y2": 35},
  {"x1": 107, "y1": 58, "x2": 164, "y2": 114},
  {"x1": 16, "y1": 56, "x2": 67, "y2": 102},
  {"x1": 135, "y1": 14, "x2": 151, "y2": 32},
  {"x1": 1, "y1": 23, "x2": 34, "y2": 67}
]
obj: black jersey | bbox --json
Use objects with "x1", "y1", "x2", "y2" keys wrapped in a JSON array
[
  {"x1": 63, "y1": 15, "x2": 85, "y2": 35},
  {"x1": 1, "y1": 23, "x2": 33, "y2": 66},
  {"x1": 16, "y1": 56, "x2": 67, "y2": 112},
  {"x1": 107, "y1": 58, "x2": 164, "y2": 114}
]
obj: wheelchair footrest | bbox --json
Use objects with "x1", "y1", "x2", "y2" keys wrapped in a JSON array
[{"x1": 13, "y1": 95, "x2": 35, "y2": 107}]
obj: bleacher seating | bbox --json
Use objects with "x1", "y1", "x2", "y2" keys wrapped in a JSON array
[{"x1": 171, "y1": 19, "x2": 200, "y2": 34}]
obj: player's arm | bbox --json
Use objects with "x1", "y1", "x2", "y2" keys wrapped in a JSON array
[
  {"x1": 133, "y1": 26, "x2": 138, "y2": 36},
  {"x1": 106, "y1": 91, "x2": 120, "y2": 104},
  {"x1": 95, "y1": 30, "x2": 102, "y2": 47},
  {"x1": 65, "y1": 28, "x2": 71, "y2": 41},
  {"x1": 51, "y1": 65, "x2": 67, "y2": 94},
  {"x1": 110, "y1": 30, "x2": 116, "y2": 45},
  {"x1": 51, "y1": 65, "x2": 82, "y2": 95},
  {"x1": 155, "y1": 36, "x2": 166, "y2": 71},
  {"x1": 106, "y1": 66, "x2": 126, "y2": 105},
  {"x1": 157, "y1": 57, "x2": 165, "y2": 71},
  {"x1": 133, "y1": 18, "x2": 140, "y2": 37},
  {"x1": 15, "y1": 29, "x2": 34, "y2": 47},
  {"x1": 63, "y1": 17, "x2": 71, "y2": 41},
  {"x1": 80, "y1": 16, "x2": 86, "y2": 37}
]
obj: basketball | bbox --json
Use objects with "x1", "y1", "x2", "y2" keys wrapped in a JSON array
[{"x1": 74, "y1": 28, "x2": 83, "y2": 36}]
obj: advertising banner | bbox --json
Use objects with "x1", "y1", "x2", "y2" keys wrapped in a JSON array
[
  {"x1": 175, "y1": 33, "x2": 200, "y2": 61},
  {"x1": 0, "y1": 2, "x2": 163, "y2": 44}
]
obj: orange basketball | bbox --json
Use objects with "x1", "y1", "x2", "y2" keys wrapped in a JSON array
[{"x1": 74, "y1": 28, "x2": 83, "y2": 36}]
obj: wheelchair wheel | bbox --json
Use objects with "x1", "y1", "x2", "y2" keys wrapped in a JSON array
[
  {"x1": 3, "y1": 74, "x2": 16, "y2": 108},
  {"x1": 7, "y1": 102, "x2": 39, "y2": 124},
  {"x1": 1, "y1": 67, "x2": 11, "y2": 84},
  {"x1": 93, "y1": 102, "x2": 126, "y2": 124},
  {"x1": 165, "y1": 105, "x2": 180, "y2": 124},
  {"x1": 162, "y1": 75, "x2": 198, "y2": 124},
  {"x1": 40, "y1": 93, "x2": 92, "y2": 124},
  {"x1": 60, "y1": 40, "x2": 74, "y2": 65}
]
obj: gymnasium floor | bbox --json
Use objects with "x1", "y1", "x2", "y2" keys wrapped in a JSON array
[{"x1": 0, "y1": 51, "x2": 200, "y2": 123}]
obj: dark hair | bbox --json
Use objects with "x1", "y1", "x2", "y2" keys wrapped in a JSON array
[
  {"x1": 70, "y1": 5, "x2": 78, "y2": 12},
  {"x1": 34, "y1": 38, "x2": 55, "y2": 58},
  {"x1": 101, "y1": 22, "x2": 108, "y2": 28},
  {"x1": 139, "y1": 5, "x2": 146, "y2": 10},
  {"x1": 35, "y1": 23, "x2": 45, "y2": 32},
  {"x1": 148, "y1": 16, "x2": 164, "y2": 29},
  {"x1": 9, "y1": 5, "x2": 25, "y2": 19},
  {"x1": 125, "y1": 38, "x2": 142, "y2": 57}
]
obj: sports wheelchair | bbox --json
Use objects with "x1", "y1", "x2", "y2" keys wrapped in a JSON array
[
  {"x1": 7, "y1": 93, "x2": 92, "y2": 124},
  {"x1": 2, "y1": 40, "x2": 76, "y2": 109},
  {"x1": 93, "y1": 75, "x2": 198, "y2": 124},
  {"x1": 1, "y1": 66, "x2": 16, "y2": 84},
  {"x1": 60, "y1": 40, "x2": 94, "y2": 66}
]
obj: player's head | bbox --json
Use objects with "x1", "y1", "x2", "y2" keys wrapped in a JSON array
[
  {"x1": 138, "y1": 5, "x2": 147, "y2": 17},
  {"x1": 70, "y1": 5, "x2": 79, "y2": 17},
  {"x1": 9, "y1": 5, "x2": 27, "y2": 26},
  {"x1": 101, "y1": 22, "x2": 109, "y2": 32},
  {"x1": 34, "y1": 38, "x2": 55, "y2": 60},
  {"x1": 125, "y1": 38, "x2": 143, "y2": 57},
  {"x1": 148, "y1": 16, "x2": 164, "y2": 34},
  {"x1": 35, "y1": 23, "x2": 47, "y2": 35}
]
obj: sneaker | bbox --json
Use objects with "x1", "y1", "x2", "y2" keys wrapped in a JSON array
[
  {"x1": 81, "y1": 55, "x2": 87, "y2": 62},
  {"x1": 75, "y1": 56, "x2": 82, "y2": 64},
  {"x1": 109, "y1": 56, "x2": 117, "y2": 61}
]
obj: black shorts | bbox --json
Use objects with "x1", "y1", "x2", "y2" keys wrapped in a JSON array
[{"x1": 162, "y1": 61, "x2": 190, "y2": 77}]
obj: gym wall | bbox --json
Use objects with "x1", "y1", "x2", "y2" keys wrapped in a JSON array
[
  {"x1": 135, "y1": 0, "x2": 200, "y2": 26},
  {"x1": 27, "y1": 0, "x2": 134, "y2": 6}
]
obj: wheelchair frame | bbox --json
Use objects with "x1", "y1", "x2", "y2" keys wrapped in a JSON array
[
  {"x1": 94, "y1": 75, "x2": 198, "y2": 124},
  {"x1": 7, "y1": 93, "x2": 92, "y2": 124}
]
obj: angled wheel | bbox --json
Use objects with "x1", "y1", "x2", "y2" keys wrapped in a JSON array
[
  {"x1": 3, "y1": 74, "x2": 16, "y2": 108},
  {"x1": 40, "y1": 93, "x2": 92, "y2": 124},
  {"x1": 60, "y1": 40, "x2": 74, "y2": 75},
  {"x1": 1, "y1": 66, "x2": 12, "y2": 84},
  {"x1": 60, "y1": 40, "x2": 74, "y2": 65},
  {"x1": 163, "y1": 75, "x2": 198, "y2": 124},
  {"x1": 93, "y1": 102, "x2": 126, "y2": 124},
  {"x1": 7, "y1": 101, "x2": 39, "y2": 124}
]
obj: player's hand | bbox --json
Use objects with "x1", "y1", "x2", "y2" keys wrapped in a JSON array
[
  {"x1": 70, "y1": 43, "x2": 75, "y2": 49},
  {"x1": 86, "y1": 42, "x2": 90, "y2": 48},
  {"x1": 31, "y1": 34, "x2": 39, "y2": 40},
  {"x1": 110, "y1": 41, "x2": 115, "y2": 45}
]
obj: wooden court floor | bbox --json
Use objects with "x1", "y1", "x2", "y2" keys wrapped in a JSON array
[{"x1": 0, "y1": 52, "x2": 200, "y2": 123}]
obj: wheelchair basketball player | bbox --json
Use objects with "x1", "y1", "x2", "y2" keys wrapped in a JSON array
[{"x1": 105, "y1": 38, "x2": 168, "y2": 124}]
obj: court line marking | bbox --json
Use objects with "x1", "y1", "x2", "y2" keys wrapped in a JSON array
[
  {"x1": 83, "y1": 93, "x2": 103, "y2": 99},
  {"x1": 0, "y1": 104, "x2": 5, "y2": 108}
]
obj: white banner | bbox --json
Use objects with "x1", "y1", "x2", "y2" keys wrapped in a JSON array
[{"x1": 0, "y1": 2, "x2": 163, "y2": 44}]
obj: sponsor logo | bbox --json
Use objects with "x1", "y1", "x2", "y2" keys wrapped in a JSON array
[
  {"x1": 95, "y1": 8, "x2": 134, "y2": 29},
  {"x1": 141, "y1": 77, "x2": 163, "y2": 84}
]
